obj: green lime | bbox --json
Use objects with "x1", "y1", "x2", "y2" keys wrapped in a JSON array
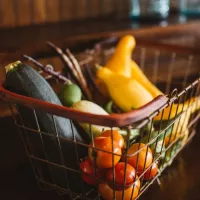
[{"x1": 59, "y1": 83, "x2": 82, "y2": 107}]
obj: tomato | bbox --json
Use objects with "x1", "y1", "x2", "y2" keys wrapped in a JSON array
[
  {"x1": 106, "y1": 162, "x2": 136, "y2": 190},
  {"x1": 100, "y1": 130, "x2": 124, "y2": 149},
  {"x1": 142, "y1": 162, "x2": 158, "y2": 180},
  {"x1": 123, "y1": 143, "x2": 153, "y2": 173},
  {"x1": 98, "y1": 178, "x2": 140, "y2": 200},
  {"x1": 88, "y1": 137, "x2": 122, "y2": 168},
  {"x1": 80, "y1": 158, "x2": 105, "y2": 185},
  {"x1": 164, "y1": 132, "x2": 183, "y2": 147}
]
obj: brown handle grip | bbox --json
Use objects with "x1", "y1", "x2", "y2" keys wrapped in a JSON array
[{"x1": 0, "y1": 85, "x2": 168, "y2": 127}]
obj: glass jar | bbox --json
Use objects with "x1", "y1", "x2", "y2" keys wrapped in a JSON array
[
  {"x1": 130, "y1": 0, "x2": 170, "y2": 20},
  {"x1": 179, "y1": 0, "x2": 200, "y2": 16}
]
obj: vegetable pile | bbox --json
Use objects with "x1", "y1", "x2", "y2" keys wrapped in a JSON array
[{"x1": 4, "y1": 35, "x2": 200, "y2": 200}]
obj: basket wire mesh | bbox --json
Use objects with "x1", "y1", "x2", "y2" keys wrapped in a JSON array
[{"x1": 1, "y1": 40, "x2": 200, "y2": 200}]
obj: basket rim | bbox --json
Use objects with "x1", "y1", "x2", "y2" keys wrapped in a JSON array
[{"x1": 0, "y1": 82, "x2": 168, "y2": 127}]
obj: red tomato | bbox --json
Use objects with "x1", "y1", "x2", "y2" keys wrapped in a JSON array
[
  {"x1": 123, "y1": 143, "x2": 153, "y2": 173},
  {"x1": 142, "y1": 162, "x2": 158, "y2": 180},
  {"x1": 98, "y1": 178, "x2": 140, "y2": 200},
  {"x1": 80, "y1": 158, "x2": 105, "y2": 185},
  {"x1": 88, "y1": 137, "x2": 122, "y2": 168},
  {"x1": 100, "y1": 130, "x2": 124, "y2": 149},
  {"x1": 106, "y1": 162, "x2": 136, "y2": 190}
]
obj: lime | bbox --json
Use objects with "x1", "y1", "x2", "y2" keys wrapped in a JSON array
[{"x1": 59, "y1": 83, "x2": 82, "y2": 107}]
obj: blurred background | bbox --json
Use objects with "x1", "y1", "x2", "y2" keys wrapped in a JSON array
[{"x1": 0, "y1": 0, "x2": 180, "y2": 28}]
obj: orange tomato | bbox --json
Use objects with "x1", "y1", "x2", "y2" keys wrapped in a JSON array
[
  {"x1": 98, "y1": 177, "x2": 140, "y2": 200},
  {"x1": 100, "y1": 130, "x2": 124, "y2": 149},
  {"x1": 144, "y1": 162, "x2": 158, "y2": 180},
  {"x1": 88, "y1": 137, "x2": 122, "y2": 168},
  {"x1": 80, "y1": 158, "x2": 106, "y2": 185},
  {"x1": 138, "y1": 162, "x2": 158, "y2": 180},
  {"x1": 164, "y1": 132, "x2": 183, "y2": 147},
  {"x1": 106, "y1": 162, "x2": 136, "y2": 190},
  {"x1": 123, "y1": 143, "x2": 153, "y2": 173}
]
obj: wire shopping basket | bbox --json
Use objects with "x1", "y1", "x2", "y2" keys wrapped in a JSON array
[{"x1": 0, "y1": 37, "x2": 200, "y2": 200}]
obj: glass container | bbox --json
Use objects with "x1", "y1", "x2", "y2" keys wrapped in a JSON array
[
  {"x1": 179, "y1": 0, "x2": 200, "y2": 16},
  {"x1": 130, "y1": 0, "x2": 170, "y2": 20}
]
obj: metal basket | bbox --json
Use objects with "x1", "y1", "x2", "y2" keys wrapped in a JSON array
[{"x1": 0, "y1": 38, "x2": 200, "y2": 200}]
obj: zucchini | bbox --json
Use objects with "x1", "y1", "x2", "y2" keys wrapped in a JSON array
[{"x1": 5, "y1": 61, "x2": 88, "y2": 192}]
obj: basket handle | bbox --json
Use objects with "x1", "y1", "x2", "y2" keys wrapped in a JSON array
[{"x1": 0, "y1": 85, "x2": 168, "y2": 127}]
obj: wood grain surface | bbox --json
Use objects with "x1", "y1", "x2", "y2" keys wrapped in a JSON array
[{"x1": 0, "y1": 0, "x2": 131, "y2": 28}]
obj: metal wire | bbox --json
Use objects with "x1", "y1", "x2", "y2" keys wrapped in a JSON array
[
  {"x1": 33, "y1": 110, "x2": 57, "y2": 186},
  {"x1": 166, "y1": 52, "x2": 176, "y2": 94}
]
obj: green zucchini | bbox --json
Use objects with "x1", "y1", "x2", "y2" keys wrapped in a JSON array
[{"x1": 5, "y1": 61, "x2": 88, "y2": 192}]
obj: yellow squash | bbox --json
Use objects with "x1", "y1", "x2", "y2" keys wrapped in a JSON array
[
  {"x1": 96, "y1": 35, "x2": 135, "y2": 97},
  {"x1": 104, "y1": 35, "x2": 163, "y2": 98},
  {"x1": 96, "y1": 67, "x2": 153, "y2": 112},
  {"x1": 163, "y1": 97, "x2": 200, "y2": 146},
  {"x1": 104, "y1": 35, "x2": 135, "y2": 77},
  {"x1": 172, "y1": 97, "x2": 200, "y2": 133},
  {"x1": 131, "y1": 60, "x2": 163, "y2": 98},
  {"x1": 154, "y1": 97, "x2": 200, "y2": 121}
]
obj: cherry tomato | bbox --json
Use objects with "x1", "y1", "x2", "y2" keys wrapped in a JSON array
[
  {"x1": 100, "y1": 130, "x2": 124, "y2": 149},
  {"x1": 106, "y1": 162, "x2": 136, "y2": 190},
  {"x1": 123, "y1": 143, "x2": 153, "y2": 173},
  {"x1": 80, "y1": 158, "x2": 105, "y2": 185},
  {"x1": 98, "y1": 178, "x2": 140, "y2": 200},
  {"x1": 142, "y1": 162, "x2": 158, "y2": 180},
  {"x1": 88, "y1": 137, "x2": 122, "y2": 168}
]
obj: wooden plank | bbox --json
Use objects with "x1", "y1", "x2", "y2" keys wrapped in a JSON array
[
  {"x1": 15, "y1": 0, "x2": 32, "y2": 26},
  {"x1": 101, "y1": 0, "x2": 114, "y2": 15},
  {"x1": 31, "y1": 0, "x2": 46, "y2": 24},
  {"x1": 45, "y1": 0, "x2": 60, "y2": 23},
  {"x1": 75, "y1": 0, "x2": 88, "y2": 19},
  {"x1": 123, "y1": 0, "x2": 131, "y2": 14},
  {"x1": 0, "y1": 0, "x2": 16, "y2": 28},
  {"x1": 88, "y1": 0, "x2": 101, "y2": 18},
  {"x1": 115, "y1": 0, "x2": 124, "y2": 18},
  {"x1": 60, "y1": 0, "x2": 74, "y2": 21}
]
